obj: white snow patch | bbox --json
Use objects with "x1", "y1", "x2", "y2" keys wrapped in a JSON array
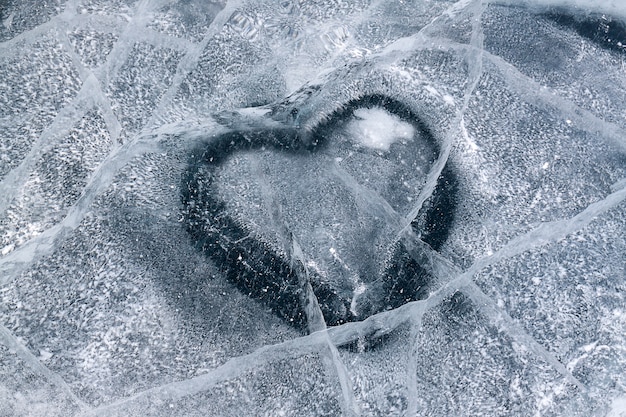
[
  {"x1": 1, "y1": 244, "x2": 14, "y2": 256},
  {"x1": 345, "y1": 107, "x2": 414, "y2": 151},
  {"x1": 38, "y1": 349, "x2": 53, "y2": 362},
  {"x1": 608, "y1": 396, "x2": 626, "y2": 417}
]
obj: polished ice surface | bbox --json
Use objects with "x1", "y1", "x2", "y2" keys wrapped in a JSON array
[{"x1": 1, "y1": 0, "x2": 625, "y2": 416}]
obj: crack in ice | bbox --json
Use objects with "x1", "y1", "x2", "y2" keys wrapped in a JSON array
[
  {"x1": 78, "y1": 174, "x2": 624, "y2": 415},
  {"x1": 251, "y1": 155, "x2": 360, "y2": 416},
  {"x1": 0, "y1": 323, "x2": 90, "y2": 411},
  {"x1": 0, "y1": 136, "x2": 164, "y2": 286}
]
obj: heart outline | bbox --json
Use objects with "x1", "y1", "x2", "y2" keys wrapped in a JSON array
[{"x1": 181, "y1": 94, "x2": 457, "y2": 332}]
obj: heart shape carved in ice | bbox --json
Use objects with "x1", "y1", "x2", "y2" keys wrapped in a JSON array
[{"x1": 182, "y1": 95, "x2": 457, "y2": 330}]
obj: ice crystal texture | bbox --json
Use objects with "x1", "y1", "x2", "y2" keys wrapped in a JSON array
[{"x1": 0, "y1": 0, "x2": 625, "y2": 416}]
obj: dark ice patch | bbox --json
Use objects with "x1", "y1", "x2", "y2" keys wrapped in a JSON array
[{"x1": 545, "y1": 10, "x2": 626, "y2": 53}]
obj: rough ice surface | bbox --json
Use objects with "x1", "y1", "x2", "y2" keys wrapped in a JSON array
[{"x1": 1, "y1": 0, "x2": 625, "y2": 416}]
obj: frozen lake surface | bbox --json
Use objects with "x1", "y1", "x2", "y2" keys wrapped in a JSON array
[{"x1": 0, "y1": 0, "x2": 625, "y2": 416}]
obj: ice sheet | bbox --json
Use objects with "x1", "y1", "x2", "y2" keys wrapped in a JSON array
[{"x1": 1, "y1": 0, "x2": 625, "y2": 416}]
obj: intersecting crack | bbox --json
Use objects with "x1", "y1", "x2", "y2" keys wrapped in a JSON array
[
  {"x1": 250, "y1": 153, "x2": 359, "y2": 415},
  {"x1": 0, "y1": 136, "x2": 164, "y2": 286}
]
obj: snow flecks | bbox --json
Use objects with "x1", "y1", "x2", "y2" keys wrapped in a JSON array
[
  {"x1": 124, "y1": 145, "x2": 616, "y2": 414},
  {"x1": 460, "y1": 185, "x2": 626, "y2": 282},
  {"x1": 74, "y1": 170, "x2": 621, "y2": 415},
  {"x1": 142, "y1": 0, "x2": 240, "y2": 127},
  {"x1": 0, "y1": 135, "x2": 163, "y2": 287},
  {"x1": 478, "y1": 43, "x2": 626, "y2": 153},
  {"x1": 0, "y1": 90, "x2": 88, "y2": 215},
  {"x1": 291, "y1": 227, "x2": 360, "y2": 414},
  {"x1": 249, "y1": 157, "x2": 360, "y2": 415}
]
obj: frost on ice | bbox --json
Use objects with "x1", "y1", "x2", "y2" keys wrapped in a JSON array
[{"x1": 1, "y1": 0, "x2": 626, "y2": 416}]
